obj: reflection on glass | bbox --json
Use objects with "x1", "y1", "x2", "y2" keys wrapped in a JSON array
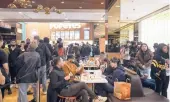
[
  {"x1": 56, "y1": 31, "x2": 60, "y2": 40},
  {"x1": 70, "y1": 31, "x2": 74, "y2": 40},
  {"x1": 51, "y1": 32, "x2": 56, "y2": 40},
  {"x1": 75, "y1": 30, "x2": 80, "y2": 40},
  {"x1": 65, "y1": 31, "x2": 70, "y2": 40},
  {"x1": 84, "y1": 30, "x2": 90, "y2": 40},
  {"x1": 60, "y1": 31, "x2": 65, "y2": 40}
]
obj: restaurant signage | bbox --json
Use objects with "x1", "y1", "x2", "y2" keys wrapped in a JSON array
[{"x1": 50, "y1": 23, "x2": 81, "y2": 29}]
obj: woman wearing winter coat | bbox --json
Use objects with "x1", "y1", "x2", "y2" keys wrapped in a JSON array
[{"x1": 136, "y1": 43, "x2": 154, "y2": 78}]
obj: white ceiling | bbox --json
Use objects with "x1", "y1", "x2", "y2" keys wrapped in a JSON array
[
  {"x1": 0, "y1": 9, "x2": 106, "y2": 22},
  {"x1": 120, "y1": 0, "x2": 169, "y2": 21}
]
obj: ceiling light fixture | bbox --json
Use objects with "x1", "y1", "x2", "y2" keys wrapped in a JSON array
[
  {"x1": 61, "y1": 1, "x2": 64, "y2": 4},
  {"x1": 108, "y1": 16, "x2": 113, "y2": 18},
  {"x1": 79, "y1": 6, "x2": 82, "y2": 9},
  {"x1": 115, "y1": 5, "x2": 120, "y2": 8},
  {"x1": 101, "y1": 2, "x2": 104, "y2": 5}
]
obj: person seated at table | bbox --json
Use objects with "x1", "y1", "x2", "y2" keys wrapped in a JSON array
[
  {"x1": 62, "y1": 55, "x2": 84, "y2": 76},
  {"x1": 127, "y1": 57, "x2": 155, "y2": 90},
  {"x1": 47, "y1": 57, "x2": 107, "y2": 102},
  {"x1": 95, "y1": 57, "x2": 126, "y2": 96}
]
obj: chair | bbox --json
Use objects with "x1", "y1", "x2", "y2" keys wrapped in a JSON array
[{"x1": 58, "y1": 95, "x2": 77, "y2": 102}]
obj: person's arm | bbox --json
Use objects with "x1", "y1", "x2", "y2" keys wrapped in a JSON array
[
  {"x1": 50, "y1": 71, "x2": 66, "y2": 89},
  {"x1": 0, "y1": 51, "x2": 9, "y2": 74},
  {"x1": 135, "y1": 52, "x2": 143, "y2": 69},
  {"x1": 0, "y1": 70, "x2": 5, "y2": 85},
  {"x1": 145, "y1": 51, "x2": 154, "y2": 67},
  {"x1": 45, "y1": 44, "x2": 51, "y2": 61}
]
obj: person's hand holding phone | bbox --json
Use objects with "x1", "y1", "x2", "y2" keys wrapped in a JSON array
[{"x1": 64, "y1": 75, "x2": 70, "y2": 80}]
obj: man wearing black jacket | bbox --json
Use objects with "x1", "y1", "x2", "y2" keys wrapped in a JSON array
[{"x1": 33, "y1": 36, "x2": 51, "y2": 97}]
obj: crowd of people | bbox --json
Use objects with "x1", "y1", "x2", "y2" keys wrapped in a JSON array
[
  {"x1": 0, "y1": 35, "x2": 169, "y2": 102},
  {"x1": 120, "y1": 41, "x2": 169, "y2": 97}
]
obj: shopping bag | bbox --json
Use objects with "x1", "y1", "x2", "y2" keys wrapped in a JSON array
[{"x1": 114, "y1": 80, "x2": 131, "y2": 100}]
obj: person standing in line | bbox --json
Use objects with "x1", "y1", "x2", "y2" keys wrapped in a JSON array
[
  {"x1": 8, "y1": 40, "x2": 21, "y2": 85},
  {"x1": 151, "y1": 43, "x2": 169, "y2": 97},
  {"x1": 0, "y1": 35, "x2": 8, "y2": 101},
  {"x1": 16, "y1": 41, "x2": 41, "y2": 102},
  {"x1": 136, "y1": 43, "x2": 154, "y2": 78},
  {"x1": 33, "y1": 36, "x2": 51, "y2": 97}
]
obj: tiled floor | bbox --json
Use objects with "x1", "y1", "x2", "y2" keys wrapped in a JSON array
[{"x1": 3, "y1": 88, "x2": 46, "y2": 102}]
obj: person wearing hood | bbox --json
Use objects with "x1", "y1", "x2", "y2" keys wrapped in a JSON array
[
  {"x1": 151, "y1": 43, "x2": 169, "y2": 97},
  {"x1": 95, "y1": 57, "x2": 126, "y2": 96},
  {"x1": 15, "y1": 41, "x2": 41, "y2": 102},
  {"x1": 135, "y1": 43, "x2": 154, "y2": 78}
]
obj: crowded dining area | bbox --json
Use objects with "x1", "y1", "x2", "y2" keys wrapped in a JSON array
[{"x1": 0, "y1": 0, "x2": 170, "y2": 102}]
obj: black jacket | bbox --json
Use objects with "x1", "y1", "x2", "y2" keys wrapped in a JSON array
[
  {"x1": 47, "y1": 66, "x2": 70, "y2": 102},
  {"x1": 45, "y1": 43, "x2": 53, "y2": 55},
  {"x1": 105, "y1": 66, "x2": 126, "y2": 85},
  {"x1": 36, "y1": 43, "x2": 51, "y2": 66},
  {"x1": 15, "y1": 50, "x2": 41, "y2": 83},
  {"x1": 9, "y1": 47, "x2": 21, "y2": 67},
  {"x1": 151, "y1": 43, "x2": 169, "y2": 80}
]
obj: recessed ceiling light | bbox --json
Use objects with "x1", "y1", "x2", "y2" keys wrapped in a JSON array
[
  {"x1": 101, "y1": 18, "x2": 104, "y2": 20},
  {"x1": 79, "y1": 6, "x2": 82, "y2": 9},
  {"x1": 19, "y1": 12, "x2": 22, "y2": 14},
  {"x1": 101, "y1": 2, "x2": 104, "y2": 5},
  {"x1": 65, "y1": 17, "x2": 68, "y2": 20},
  {"x1": 115, "y1": 5, "x2": 120, "y2": 8},
  {"x1": 32, "y1": 1, "x2": 35, "y2": 3},
  {"x1": 61, "y1": 1, "x2": 64, "y2": 4},
  {"x1": 108, "y1": 16, "x2": 113, "y2": 18}
]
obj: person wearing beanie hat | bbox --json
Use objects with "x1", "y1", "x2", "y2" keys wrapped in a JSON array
[{"x1": 16, "y1": 41, "x2": 41, "y2": 102}]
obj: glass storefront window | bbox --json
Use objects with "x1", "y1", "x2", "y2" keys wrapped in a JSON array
[
  {"x1": 65, "y1": 31, "x2": 70, "y2": 40},
  {"x1": 55, "y1": 31, "x2": 60, "y2": 40},
  {"x1": 60, "y1": 31, "x2": 65, "y2": 40},
  {"x1": 75, "y1": 30, "x2": 80, "y2": 40},
  {"x1": 70, "y1": 31, "x2": 74, "y2": 40},
  {"x1": 84, "y1": 30, "x2": 90, "y2": 40}
]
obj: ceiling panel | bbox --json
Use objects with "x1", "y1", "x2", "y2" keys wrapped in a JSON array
[
  {"x1": 0, "y1": 9, "x2": 106, "y2": 22},
  {"x1": 121, "y1": 0, "x2": 169, "y2": 21},
  {"x1": 0, "y1": 0, "x2": 106, "y2": 9}
]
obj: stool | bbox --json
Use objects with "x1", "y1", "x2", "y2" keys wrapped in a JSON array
[{"x1": 58, "y1": 95, "x2": 77, "y2": 102}]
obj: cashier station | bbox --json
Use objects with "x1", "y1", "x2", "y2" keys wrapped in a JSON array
[{"x1": 107, "y1": 68, "x2": 169, "y2": 102}]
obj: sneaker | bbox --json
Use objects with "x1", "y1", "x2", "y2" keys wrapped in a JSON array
[
  {"x1": 27, "y1": 91, "x2": 33, "y2": 95},
  {"x1": 8, "y1": 89, "x2": 12, "y2": 95},
  {"x1": 29, "y1": 98, "x2": 36, "y2": 102},
  {"x1": 94, "y1": 96, "x2": 107, "y2": 102}
]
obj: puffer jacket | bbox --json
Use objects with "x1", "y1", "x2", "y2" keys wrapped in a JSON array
[{"x1": 136, "y1": 50, "x2": 153, "y2": 69}]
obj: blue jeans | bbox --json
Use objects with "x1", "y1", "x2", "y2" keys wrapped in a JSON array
[
  {"x1": 39, "y1": 65, "x2": 47, "y2": 92},
  {"x1": 142, "y1": 79, "x2": 155, "y2": 90},
  {"x1": 18, "y1": 83, "x2": 37, "y2": 102}
]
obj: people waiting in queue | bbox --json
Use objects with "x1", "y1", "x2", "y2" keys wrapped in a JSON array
[{"x1": 47, "y1": 57, "x2": 107, "y2": 102}]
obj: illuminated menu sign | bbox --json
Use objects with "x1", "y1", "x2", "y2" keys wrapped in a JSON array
[
  {"x1": 50, "y1": 23, "x2": 81, "y2": 29},
  {"x1": 0, "y1": 22, "x2": 11, "y2": 29}
]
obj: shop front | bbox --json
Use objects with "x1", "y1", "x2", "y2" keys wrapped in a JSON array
[{"x1": 26, "y1": 23, "x2": 94, "y2": 46}]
